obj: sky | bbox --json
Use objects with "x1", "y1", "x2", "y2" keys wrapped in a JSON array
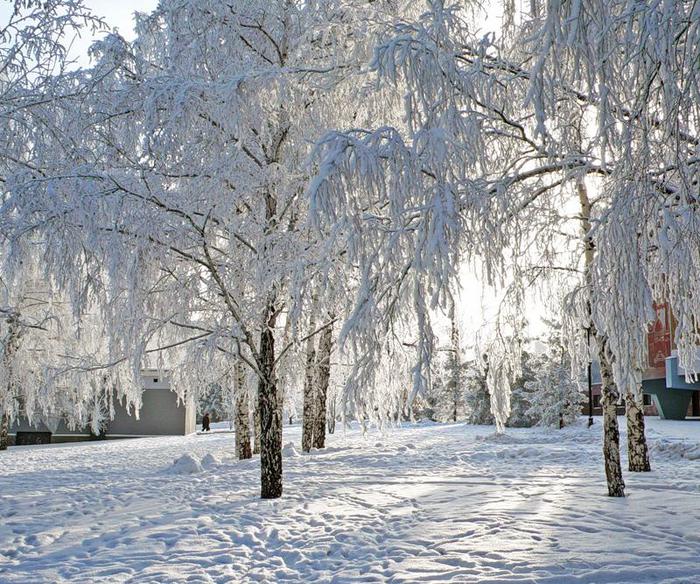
[
  {"x1": 0, "y1": 0, "x2": 159, "y2": 66},
  {"x1": 67, "y1": 0, "x2": 160, "y2": 64},
  {"x1": 82, "y1": 0, "x2": 160, "y2": 37}
]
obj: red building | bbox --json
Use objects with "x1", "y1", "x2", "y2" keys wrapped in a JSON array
[{"x1": 587, "y1": 303, "x2": 700, "y2": 419}]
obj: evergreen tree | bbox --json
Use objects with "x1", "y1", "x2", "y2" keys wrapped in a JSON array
[
  {"x1": 426, "y1": 347, "x2": 466, "y2": 422},
  {"x1": 525, "y1": 321, "x2": 585, "y2": 428},
  {"x1": 507, "y1": 349, "x2": 538, "y2": 428},
  {"x1": 464, "y1": 355, "x2": 493, "y2": 425},
  {"x1": 197, "y1": 382, "x2": 227, "y2": 422},
  {"x1": 525, "y1": 360, "x2": 584, "y2": 428}
]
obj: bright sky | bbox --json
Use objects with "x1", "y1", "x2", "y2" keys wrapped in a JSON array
[
  {"x1": 0, "y1": 0, "x2": 159, "y2": 66},
  {"x1": 70, "y1": 0, "x2": 160, "y2": 65},
  {"x1": 82, "y1": 0, "x2": 160, "y2": 37}
]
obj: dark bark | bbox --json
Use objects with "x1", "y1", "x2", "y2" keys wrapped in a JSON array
[
  {"x1": 598, "y1": 338, "x2": 625, "y2": 497},
  {"x1": 327, "y1": 399, "x2": 336, "y2": 434},
  {"x1": 252, "y1": 399, "x2": 261, "y2": 455},
  {"x1": 626, "y1": 388, "x2": 651, "y2": 472},
  {"x1": 234, "y1": 362, "x2": 252, "y2": 460},
  {"x1": 259, "y1": 300, "x2": 282, "y2": 499},
  {"x1": 0, "y1": 412, "x2": 8, "y2": 450},
  {"x1": 301, "y1": 313, "x2": 317, "y2": 453},
  {"x1": 312, "y1": 320, "x2": 333, "y2": 450}
]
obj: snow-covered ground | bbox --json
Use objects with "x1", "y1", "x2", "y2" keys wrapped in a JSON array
[{"x1": 2, "y1": 418, "x2": 700, "y2": 583}]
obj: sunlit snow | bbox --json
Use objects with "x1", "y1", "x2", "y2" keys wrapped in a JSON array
[{"x1": 2, "y1": 418, "x2": 700, "y2": 583}]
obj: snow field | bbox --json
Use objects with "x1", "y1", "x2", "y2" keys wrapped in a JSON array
[{"x1": 1, "y1": 418, "x2": 700, "y2": 583}]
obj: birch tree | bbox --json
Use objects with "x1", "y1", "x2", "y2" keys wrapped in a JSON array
[
  {"x1": 2, "y1": 0, "x2": 402, "y2": 498},
  {"x1": 302, "y1": 308, "x2": 318, "y2": 452},
  {"x1": 446, "y1": 296, "x2": 462, "y2": 423},
  {"x1": 311, "y1": 315, "x2": 333, "y2": 449},
  {"x1": 308, "y1": 0, "x2": 666, "y2": 495},
  {"x1": 0, "y1": 1, "x2": 109, "y2": 447},
  {"x1": 526, "y1": 0, "x2": 700, "y2": 474}
]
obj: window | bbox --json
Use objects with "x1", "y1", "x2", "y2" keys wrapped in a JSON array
[
  {"x1": 153, "y1": 378, "x2": 159, "y2": 383},
  {"x1": 643, "y1": 394, "x2": 652, "y2": 406},
  {"x1": 593, "y1": 395, "x2": 601, "y2": 408}
]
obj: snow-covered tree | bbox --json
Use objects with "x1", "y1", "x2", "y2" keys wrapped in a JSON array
[
  {"x1": 526, "y1": 361, "x2": 584, "y2": 429},
  {"x1": 445, "y1": 297, "x2": 464, "y2": 422},
  {"x1": 0, "y1": 0, "x2": 108, "y2": 449},
  {"x1": 2, "y1": 0, "x2": 406, "y2": 498},
  {"x1": 525, "y1": 321, "x2": 585, "y2": 428},
  {"x1": 524, "y1": 0, "x2": 700, "y2": 480},
  {"x1": 507, "y1": 348, "x2": 537, "y2": 428},
  {"x1": 464, "y1": 354, "x2": 492, "y2": 425},
  {"x1": 197, "y1": 383, "x2": 227, "y2": 422},
  {"x1": 308, "y1": 0, "x2": 668, "y2": 496},
  {"x1": 426, "y1": 364, "x2": 466, "y2": 423},
  {"x1": 426, "y1": 299, "x2": 466, "y2": 422}
]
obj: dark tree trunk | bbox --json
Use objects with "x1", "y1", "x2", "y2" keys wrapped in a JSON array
[
  {"x1": 1, "y1": 314, "x2": 21, "y2": 452},
  {"x1": 252, "y1": 399, "x2": 261, "y2": 455},
  {"x1": 0, "y1": 412, "x2": 8, "y2": 450},
  {"x1": 626, "y1": 387, "x2": 651, "y2": 472},
  {"x1": 312, "y1": 320, "x2": 333, "y2": 450},
  {"x1": 327, "y1": 399, "x2": 336, "y2": 434},
  {"x1": 448, "y1": 298, "x2": 461, "y2": 422},
  {"x1": 234, "y1": 362, "x2": 252, "y2": 460},
  {"x1": 598, "y1": 339, "x2": 625, "y2": 497},
  {"x1": 259, "y1": 300, "x2": 282, "y2": 499},
  {"x1": 301, "y1": 313, "x2": 317, "y2": 453}
]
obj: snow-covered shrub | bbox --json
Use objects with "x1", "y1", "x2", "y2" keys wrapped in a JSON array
[
  {"x1": 201, "y1": 453, "x2": 221, "y2": 468},
  {"x1": 168, "y1": 454, "x2": 203, "y2": 475},
  {"x1": 282, "y1": 442, "x2": 301, "y2": 457}
]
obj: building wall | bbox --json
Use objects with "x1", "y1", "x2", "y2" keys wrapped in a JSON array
[
  {"x1": 108, "y1": 388, "x2": 190, "y2": 436},
  {"x1": 184, "y1": 398, "x2": 196, "y2": 435},
  {"x1": 9, "y1": 371, "x2": 195, "y2": 444},
  {"x1": 581, "y1": 303, "x2": 700, "y2": 420},
  {"x1": 584, "y1": 383, "x2": 659, "y2": 417},
  {"x1": 9, "y1": 417, "x2": 90, "y2": 441}
]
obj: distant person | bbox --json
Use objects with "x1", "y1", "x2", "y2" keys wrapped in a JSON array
[{"x1": 202, "y1": 412, "x2": 211, "y2": 432}]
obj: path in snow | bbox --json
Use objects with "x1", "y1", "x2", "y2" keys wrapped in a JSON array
[{"x1": 2, "y1": 418, "x2": 700, "y2": 583}]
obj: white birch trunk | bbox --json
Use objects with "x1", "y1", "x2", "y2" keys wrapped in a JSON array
[
  {"x1": 234, "y1": 361, "x2": 252, "y2": 460},
  {"x1": 312, "y1": 318, "x2": 333, "y2": 450},
  {"x1": 598, "y1": 338, "x2": 626, "y2": 497},
  {"x1": 302, "y1": 311, "x2": 318, "y2": 453},
  {"x1": 626, "y1": 386, "x2": 651, "y2": 472},
  {"x1": 578, "y1": 180, "x2": 625, "y2": 496},
  {"x1": 259, "y1": 298, "x2": 282, "y2": 499}
]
